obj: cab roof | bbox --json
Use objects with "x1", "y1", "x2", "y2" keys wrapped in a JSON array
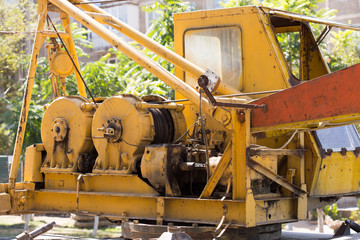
[{"x1": 174, "y1": 6, "x2": 360, "y2": 31}]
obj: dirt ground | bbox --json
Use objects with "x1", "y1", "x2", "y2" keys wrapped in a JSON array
[
  {"x1": 0, "y1": 215, "x2": 351, "y2": 239},
  {"x1": 0, "y1": 214, "x2": 121, "y2": 239}
]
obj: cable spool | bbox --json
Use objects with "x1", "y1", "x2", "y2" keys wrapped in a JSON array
[
  {"x1": 92, "y1": 94, "x2": 187, "y2": 174},
  {"x1": 142, "y1": 95, "x2": 186, "y2": 145},
  {"x1": 41, "y1": 96, "x2": 94, "y2": 173},
  {"x1": 148, "y1": 108, "x2": 174, "y2": 144}
]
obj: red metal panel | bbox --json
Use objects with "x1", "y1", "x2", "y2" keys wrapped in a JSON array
[{"x1": 251, "y1": 63, "x2": 360, "y2": 129}]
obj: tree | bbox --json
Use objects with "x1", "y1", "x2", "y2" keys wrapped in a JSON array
[
  {"x1": 222, "y1": 0, "x2": 360, "y2": 73},
  {"x1": 0, "y1": 22, "x2": 93, "y2": 155},
  {"x1": 110, "y1": 0, "x2": 195, "y2": 99},
  {"x1": 1, "y1": 0, "x2": 194, "y2": 155},
  {"x1": 222, "y1": 0, "x2": 334, "y2": 16},
  {"x1": 0, "y1": 0, "x2": 36, "y2": 155},
  {"x1": 222, "y1": 0, "x2": 337, "y2": 77},
  {"x1": 325, "y1": 30, "x2": 360, "y2": 71},
  {"x1": 0, "y1": 0, "x2": 36, "y2": 109}
]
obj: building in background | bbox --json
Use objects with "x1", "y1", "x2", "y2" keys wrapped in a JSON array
[
  {"x1": 320, "y1": 0, "x2": 360, "y2": 25},
  {"x1": 84, "y1": 0, "x2": 223, "y2": 61},
  {"x1": 86, "y1": 0, "x2": 360, "y2": 62}
]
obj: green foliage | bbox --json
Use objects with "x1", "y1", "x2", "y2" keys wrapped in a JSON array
[
  {"x1": 67, "y1": 53, "x2": 125, "y2": 97},
  {"x1": 325, "y1": 30, "x2": 360, "y2": 71},
  {"x1": 222, "y1": 0, "x2": 336, "y2": 77},
  {"x1": 0, "y1": 0, "x2": 36, "y2": 77},
  {"x1": 2, "y1": 0, "x2": 360, "y2": 158},
  {"x1": 143, "y1": 0, "x2": 194, "y2": 46},
  {"x1": 0, "y1": 0, "x2": 37, "y2": 155},
  {"x1": 56, "y1": 23, "x2": 93, "y2": 58},
  {"x1": 221, "y1": 0, "x2": 255, "y2": 7},
  {"x1": 222, "y1": 0, "x2": 334, "y2": 16},
  {"x1": 0, "y1": 0, "x2": 36, "y2": 108},
  {"x1": 348, "y1": 198, "x2": 360, "y2": 222},
  {"x1": 0, "y1": 21, "x2": 92, "y2": 155},
  {"x1": 323, "y1": 203, "x2": 342, "y2": 220},
  {"x1": 109, "y1": 0, "x2": 195, "y2": 99},
  {"x1": 221, "y1": 0, "x2": 360, "y2": 73},
  {"x1": 277, "y1": 32, "x2": 301, "y2": 77},
  {"x1": 0, "y1": 56, "x2": 49, "y2": 155}
]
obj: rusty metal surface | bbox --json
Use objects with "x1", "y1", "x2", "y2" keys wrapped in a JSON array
[{"x1": 251, "y1": 63, "x2": 360, "y2": 131}]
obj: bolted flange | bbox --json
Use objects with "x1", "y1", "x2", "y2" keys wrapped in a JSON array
[
  {"x1": 51, "y1": 118, "x2": 68, "y2": 142},
  {"x1": 101, "y1": 117, "x2": 123, "y2": 143}
]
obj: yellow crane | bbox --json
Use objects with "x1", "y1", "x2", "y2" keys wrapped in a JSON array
[{"x1": 2, "y1": 0, "x2": 360, "y2": 239}]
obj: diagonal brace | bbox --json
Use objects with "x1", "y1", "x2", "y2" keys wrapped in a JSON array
[
  {"x1": 247, "y1": 157, "x2": 306, "y2": 196},
  {"x1": 199, "y1": 142, "x2": 232, "y2": 199}
]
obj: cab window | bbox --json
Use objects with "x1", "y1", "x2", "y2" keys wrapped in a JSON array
[
  {"x1": 184, "y1": 27, "x2": 243, "y2": 91},
  {"x1": 315, "y1": 125, "x2": 360, "y2": 152}
]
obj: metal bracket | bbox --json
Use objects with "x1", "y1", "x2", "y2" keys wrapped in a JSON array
[
  {"x1": 247, "y1": 157, "x2": 306, "y2": 196},
  {"x1": 198, "y1": 75, "x2": 267, "y2": 111},
  {"x1": 311, "y1": 25, "x2": 332, "y2": 52},
  {"x1": 76, "y1": 174, "x2": 84, "y2": 212},
  {"x1": 204, "y1": 69, "x2": 221, "y2": 93},
  {"x1": 156, "y1": 197, "x2": 165, "y2": 225}
]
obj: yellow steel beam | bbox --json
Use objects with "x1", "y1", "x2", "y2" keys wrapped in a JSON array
[
  {"x1": 60, "y1": 13, "x2": 87, "y2": 97},
  {"x1": 26, "y1": 190, "x2": 244, "y2": 225},
  {"x1": 0, "y1": 193, "x2": 11, "y2": 213},
  {"x1": 232, "y1": 110, "x2": 250, "y2": 200},
  {"x1": 199, "y1": 142, "x2": 232, "y2": 199},
  {"x1": 43, "y1": 173, "x2": 159, "y2": 195},
  {"x1": 8, "y1": 1, "x2": 47, "y2": 193},
  {"x1": 18, "y1": 190, "x2": 297, "y2": 226},
  {"x1": 297, "y1": 132, "x2": 307, "y2": 219}
]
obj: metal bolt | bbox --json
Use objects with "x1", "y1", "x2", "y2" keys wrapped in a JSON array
[{"x1": 237, "y1": 110, "x2": 245, "y2": 123}]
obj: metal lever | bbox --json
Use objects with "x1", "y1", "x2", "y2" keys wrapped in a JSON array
[{"x1": 198, "y1": 75, "x2": 267, "y2": 111}]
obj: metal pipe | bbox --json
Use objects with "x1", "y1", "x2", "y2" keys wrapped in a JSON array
[
  {"x1": 60, "y1": 13, "x2": 87, "y2": 97},
  {"x1": 49, "y1": 0, "x2": 217, "y2": 118},
  {"x1": 135, "y1": 102, "x2": 184, "y2": 111},
  {"x1": 346, "y1": 219, "x2": 360, "y2": 233},
  {"x1": 74, "y1": 0, "x2": 244, "y2": 96},
  {"x1": 16, "y1": 221, "x2": 56, "y2": 240}
]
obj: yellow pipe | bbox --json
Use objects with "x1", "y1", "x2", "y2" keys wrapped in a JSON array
[
  {"x1": 135, "y1": 102, "x2": 185, "y2": 111},
  {"x1": 39, "y1": 31, "x2": 70, "y2": 39},
  {"x1": 60, "y1": 13, "x2": 87, "y2": 97},
  {"x1": 74, "y1": 0, "x2": 244, "y2": 96},
  {"x1": 9, "y1": 1, "x2": 47, "y2": 191},
  {"x1": 49, "y1": 0, "x2": 219, "y2": 120}
]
